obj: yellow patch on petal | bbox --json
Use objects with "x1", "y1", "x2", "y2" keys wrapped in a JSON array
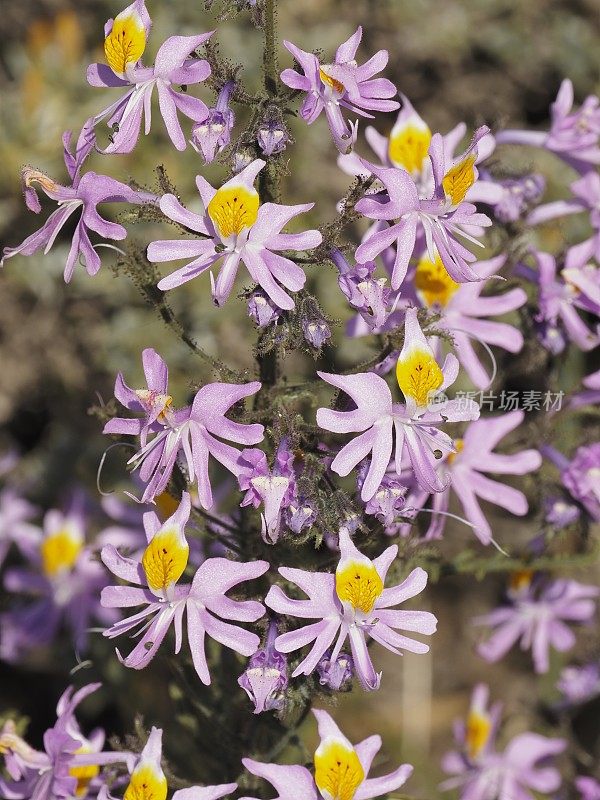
[
  {"x1": 124, "y1": 763, "x2": 168, "y2": 800},
  {"x1": 104, "y1": 8, "x2": 147, "y2": 78},
  {"x1": 314, "y1": 739, "x2": 365, "y2": 800},
  {"x1": 70, "y1": 747, "x2": 100, "y2": 798},
  {"x1": 442, "y1": 154, "x2": 477, "y2": 205},
  {"x1": 40, "y1": 529, "x2": 83, "y2": 577},
  {"x1": 447, "y1": 438, "x2": 464, "y2": 465},
  {"x1": 415, "y1": 251, "x2": 460, "y2": 308},
  {"x1": 465, "y1": 709, "x2": 492, "y2": 761},
  {"x1": 319, "y1": 67, "x2": 345, "y2": 95},
  {"x1": 22, "y1": 168, "x2": 58, "y2": 194},
  {"x1": 388, "y1": 121, "x2": 432, "y2": 174},
  {"x1": 508, "y1": 569, "x2": 534, "y2": 594},
  {"x1": 207, "y1": 185, "x2": 259, "y2": 239},
  {"x1": 396, "y1": 347, "x2": 443, "y2": 407},
  {"x1": 142, "y1": 528, "x2": 189, "y2": 592},
  {"x1": 336, "y1": 561, "x2": 383, "y2": 614}
]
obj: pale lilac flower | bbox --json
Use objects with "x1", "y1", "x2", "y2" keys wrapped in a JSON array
[
  {"x1": 101, "y1": 493, "x2": 269, "y2": 684},
  {"x1": 496, "y1": 79, "x2": 600, "y2": 173},
  {"x1": 0, "y1": 489, "x2": 40, "y2": 568},
  {"x1": 317, "y1": 308, "x2": 479, "y2": 501},
  {"x1": 0, "y1": 683, "x2": 134, "y2": 800},
  {"x1": 528, "y1": 173, "x2": 600, "y2": 269},
  {"x1": 104, "y1": 348, "x2": 264, "y2": 507},
  {"x1": 557, "y1": 662, "x2": 600, "y2": 705},
  {"x1": 414, "y1": 251, "x2": 526, "y2": 388},
  {"x1": 265, "y1": 526, "x2": 436, "y2": 690},
  {"x1": 99, "y1": 726, "x2": 237, "y2": 800},
  {"x1": 241, "y1": 709, "x2": 413, "y2": 800},
  {"x1": 280, "y1": 27, "x2": 399, "y2": 153},
  {"x1": 317, "y1": 650, "x2": 353, "y2": 691},
  {"x1": 238, "y1": 440, "x2": 296, "y2": 544},
  {"x1": 1, "y1": 139, "x2": 145, "y2": 282},
  {"x1": 148, "y1": 159, "x2": 322, "y2": 308},
  {"x1": 474, "y1": 577, "x2": 598, "y2": 673},
  {"x1": 238, "y1": 621, "x2": 288, "y2": 714},
  {"x1": 543, "y1": 443, "x2": 600, "y2": 521},
  {"x1": 0, "y1": 500, "x2": 113, "y2": 662},
  {"x1": 441, "y1": 683, "x2": 566, "y2": 800},
  {"x1": 191, "y1": 80, "x2": 236, "y2": 163},
  {"x1": 86, "y1": 0, "x2": 212, "y2": 153},
  {"x1": 339, "y1": 94, "x2": 501, "y2": 206},
  {"x1": 532, "y1": 252, "x2": 599, "y2": 352},
  {"x1": 354, "y1": 127, "x2": 493, "y2": 289},
  {"x1": 401, "y1": 410, "x2": 541, "y2": 545}
]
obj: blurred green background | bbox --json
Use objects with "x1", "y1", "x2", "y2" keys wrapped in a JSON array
[{"x1": 0, "y1": 0, "x2": 599, "y2": 795}]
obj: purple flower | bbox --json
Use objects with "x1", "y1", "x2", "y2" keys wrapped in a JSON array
[
  {"x1": 86, "y1": 0, "x2": 213, "y2": 153},
  {"x1": 543, "y1": 495, "x2": 581, "y2": 529},
  {"x1": 441, "y1": 683, "x2": 566, "y2": 800},
  {"x1": 577, "y1": 777, "x2": 600, "y2": 800},
  {"x1": 241, "y1": 709, "x2": 413, "y2": 800},
  {"x1": 265, "y1": 526, "x2": 436, "y2": 690},
  {"x1": 104, "y1": 348, "x2": 264, "y2": 507},
  {"x1": 101, "y1": 493, "x2": 269, "y2": 684},
  {"x1": 332, "y1": 249, "x2": 395, "y2": 331},
  {"x1": 0, "y1": 488, "x2": 40, "y2": 569},
  {"x1": 528, "y1": 173, "x2": 600, "y2": 269},
  {"x1": 474, "y1": 577, "x2": 598, "y2": 673},
  {"x1": 556, "y1": 662, "x2": 600, "y2": 705},
  {"x1": 317, "y1": 308, "x2": 479, "y2": 501},
  {"x1": 238, "y1": 440, "x2": 296, "y2": 544},
  {"x1": 0, "y1": 500, "x2": 113, "y2": 662},
  {"x1": 247, "y1": 290, "x2": 283, "y2": 328},
  {"x1": 0, "y1": 683, "x2": 133, "y2": 800},
  {"x1": 1, "y1": 141, "x2": 145, "y2": 282},
  {"x1": 543, "y1": 443, "x2": 600, "y2": 521},
  {"x1": 257, "y1": 118, "x2": 290, "y2": 156},
  {"x1": 496, "y1": 79, "x2": 600, "y2": 173},
  {"x1": 302, "y1": 316, "x2": 332, "y2": 349},
  {"x1": 532, "y1": 252, "x2": 599, "y2": 352},
  {"x1": 414, "y1": 252, "x2": 526, "y2": 388},
  {"x1": 191, "y1": 81, "x2": 236, "y2": 163},
  {"x1": 238, "y1": 621, "x2": 288, "y2": 714},
  {"x1": 354, "y1": 127, "x2": 493, "y2": 289},
  {"x1": 100, "y1": 726, "x2": 237, "y2": 800},
  {"x1": 360, "y1": 468, "x2": 407, "y2": 528},
  {"x1": 404, "y1": 410, "x2": 541, "y2": 545},
  {"x1": 491, "y1": 174, "x2": 546, "y2": 223},
  {"x1": 285, "y1": 498, "x2": 316, "y2": 534},
  {"x1": 280, "y1": 27, "x2": 399, "y2": 153},
  {"x1": 571, "y1": 366, "x2": 600, "y2": 409},
  {"x1": 147, "y1": 159, "x2": 322, "y2": 308},
  {"x1": 317, "y1": 650, "x2": 353, "y2": 691}
]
